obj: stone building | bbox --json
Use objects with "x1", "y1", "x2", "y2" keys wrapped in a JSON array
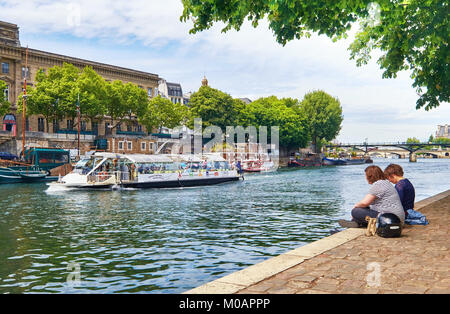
[
  {"x1": 0, "y1": 20, "x2": 163, "y2": 155},
  {"x1": 158, "y1": 79, "x2": 184, "y2": 105}
]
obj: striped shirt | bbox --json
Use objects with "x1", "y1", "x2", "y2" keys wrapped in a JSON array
[{"x1": 369, "y1": 180, "x2": 405, "y2": 223}]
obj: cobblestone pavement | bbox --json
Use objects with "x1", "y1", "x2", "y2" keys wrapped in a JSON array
[{"x1": 238, "y1": 196, "x2": 450, "y2": 294}]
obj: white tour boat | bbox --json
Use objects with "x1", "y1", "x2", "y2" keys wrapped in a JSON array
[{"x1": 48, "y1": 152, "x2": 241, "y2": 190}]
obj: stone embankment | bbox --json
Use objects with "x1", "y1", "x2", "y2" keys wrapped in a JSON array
[{"x1": 186, "y1": 190, "x2": 450, "y2": 294}]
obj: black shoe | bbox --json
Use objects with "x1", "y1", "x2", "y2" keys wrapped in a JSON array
[{"x1": 338, "y1": 219, "x2": 360, "y2": 228}]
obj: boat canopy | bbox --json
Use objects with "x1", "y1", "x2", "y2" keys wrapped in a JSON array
[
  {"x1": 123, "y1": 154, "x2": 173, "y2": 163},
  {"x1": 202, "y1": 153, "x2": 226, "y2": 162},
  {"x1": 169, "y1": 154, "x2": 203, "y2": 163},
  {"x1": 93, "y1": 152, "x2": 122, "y2": 159}
]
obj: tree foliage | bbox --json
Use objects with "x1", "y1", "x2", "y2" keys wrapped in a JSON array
[
  {"x1": 21, "y1": 63, "x2": 153, "y2": 130},
  {"x1": 299, "y1": 90, "x2": 344, "y2": 152},
  {"x1": 140, "y1": 95, "x2": 190, "y2": 132},
  {"x1": 187, "y1": 86, "x2": 245, "y2": 131},
  {"x1": 19, "y1": 63, "x2": 80, "y2": 130},
  {"x1": 239, "y1": 96, "x2": 309, "y2": 149},
  {"x1": 181, "y1": 0, "x2": 448, "y2": 110}
]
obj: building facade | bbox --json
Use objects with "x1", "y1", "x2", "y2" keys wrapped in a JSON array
[
  {"x1": 158, "y1": 79, "x2": 184, "y2": 104},
  {"x1": 0, "y1": 21, "x2": 164, "y2": 155}
]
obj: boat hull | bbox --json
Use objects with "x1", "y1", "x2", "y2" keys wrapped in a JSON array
[
  {"x1": 0, "y1": 168, "x2": 56, "y2": 184},
  {"x1": 64, "y1": 176, "x2": 240, "y2": 190}
]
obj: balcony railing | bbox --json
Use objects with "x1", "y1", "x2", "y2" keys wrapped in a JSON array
[{"x1": 116, "y1": 130, "x2": 147, "y2": 136}]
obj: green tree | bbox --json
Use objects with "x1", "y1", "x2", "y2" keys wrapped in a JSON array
[
  {"x1": 75, "y1": 66, "x2": 107, "y2": 125},
  {"x1": 240, "y1": 96, "x2": 309, "y2": 149},
  {"x1": 299, "y1": 90, "x2": 344, "y2": 153},
  {"x1": 104, "y1": 81, "x2": 149, "y2": 130},
  {"x1": 406, "y1": 137, "x2": 420, "y2": 143},
  {"x1": 20, "y1": 63, "x2": 80, "y2": 131},
  {"x1": 181, "y1": 0, "x2": 448, "y2": 110},
  {"x1": 0, "y1": 80, "x2": 10, "y2": 117},
  {"x1": 140, "y1": 95, "x2": 190, "y2": 132},
  {"x1": 187, "y1": 86, "x2": 245, "y2": 131}
]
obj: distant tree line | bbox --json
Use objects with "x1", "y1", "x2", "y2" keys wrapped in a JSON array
[{"x1": 4, "y1": 63, "x2": 343, "y2": 151}]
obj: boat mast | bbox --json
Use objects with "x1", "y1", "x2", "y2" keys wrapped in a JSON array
[
  {"x1": 22, "y1": 46, "x2": 29, "y2": 160},
  {"x1": 77, "y1": 93, "x2": 80, "y2": 160}
]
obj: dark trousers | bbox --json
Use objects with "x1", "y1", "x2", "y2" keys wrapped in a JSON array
[{"x1": 351, "y1": 207, "x2": 379, "y2": 226}]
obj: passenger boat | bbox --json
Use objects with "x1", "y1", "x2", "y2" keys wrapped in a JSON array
[
  {"x1": 47, "y1": 153, "x2": 241, "y2": 190},
  {"x1": 0, "y1": 148, "x2": 71, "y2": 184}
]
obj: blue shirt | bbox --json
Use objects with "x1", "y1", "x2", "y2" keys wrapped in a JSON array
[{"x1": 395, "y1": 178, "x2": 415, "y2": 213}]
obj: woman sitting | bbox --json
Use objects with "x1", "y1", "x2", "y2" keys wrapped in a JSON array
[{"x1": 339, "y1": 165, "x2": 405, "y2": 228}]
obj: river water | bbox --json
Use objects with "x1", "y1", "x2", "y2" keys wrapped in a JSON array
[{"x1": 0, "y1": 158, "x2": 448, "y2": 293}]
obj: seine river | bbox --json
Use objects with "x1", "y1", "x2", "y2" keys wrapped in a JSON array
[{"x1": 0, "y1": 158, "x2": 448, "y2": 293}]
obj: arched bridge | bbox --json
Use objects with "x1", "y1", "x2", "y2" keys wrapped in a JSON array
[{"x1": 325, "y1": 142, "x2": 450, "y2": 162}]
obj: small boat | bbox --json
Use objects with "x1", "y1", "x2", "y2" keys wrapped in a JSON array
[
  {"x1": 322, "y1": 157, "x2": 372, "y2": 166},
  {"x1": 288, "y1": 153, "x2": 322, "y2": 167},
  {"x1": 0, "y1": 148, "x2": 71, "y2": 184},
  {"x1": 48, "y1": 153, "x2": 241, "y2": 190},
  {"x1": 0, "y1": 166, "x2": 48, "y2": 184},
  {"x1": 241, "y1": 160, "x2": 274, "y2": 173}
]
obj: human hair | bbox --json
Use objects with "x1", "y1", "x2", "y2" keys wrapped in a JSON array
[
  {"x1": 365, "y1": 165, "x2": 386, "y2": 184},
  {"x1": 384, "y1": 164, "x2": 404, "y2": 178}
]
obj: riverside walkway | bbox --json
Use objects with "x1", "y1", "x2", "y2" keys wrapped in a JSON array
[{"x1": 186, "y1": 190, "x2": 450, "y2": 294}]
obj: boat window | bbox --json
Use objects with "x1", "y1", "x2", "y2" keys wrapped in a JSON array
[
  {"x1": 74, "y1": 158, "x2": 94, "y2": 174},
  {"x1": 38, "y1": 151, "x2": 54, "y2": 164},
  {"x1": 54, "y1": 152, "x2": 69, "y2": 163}
]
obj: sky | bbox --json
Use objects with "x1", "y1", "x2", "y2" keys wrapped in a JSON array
[{"x1": 1, "y1": 0, "x2": 448, "y2": 143}]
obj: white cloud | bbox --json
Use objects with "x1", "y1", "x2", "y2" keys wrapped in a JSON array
[{"x1": 1, "y1": 0, "x2": 447, "y2": 142}]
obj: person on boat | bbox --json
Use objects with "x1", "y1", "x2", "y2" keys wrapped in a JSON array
[
  {"x1": 121, "y1": 163, "x2": 129, "y2": 181},
  {"x1": 130, "y1": 163, "x2": 136, "y2": 181},
  {"x1": 236, "y1": 160, "x2": 242, "y2": 174},
  {"x1": 338, "y1": 165, "x2": 405, "y2": 228},
  {"x1": 384, "y1": 164, "x2": 415, "y2": 219}
]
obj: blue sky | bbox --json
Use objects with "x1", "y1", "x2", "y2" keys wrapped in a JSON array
[{"x1": 1, "y1": 0, "x2": 448, "y2": 143}]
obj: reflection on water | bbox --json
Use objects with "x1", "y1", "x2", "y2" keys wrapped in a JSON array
[{"x1": 0, "y1": 159, "x2": 449, "y2": 293}]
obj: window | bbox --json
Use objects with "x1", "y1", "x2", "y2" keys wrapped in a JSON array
[
  {"x1": 149, "y1": 143, "x2": 154, "y2": 151},
  {"x1": 137, "y1": 125, "x2": 142, "y2": 133},
  {"x1": 147, "y1": 88, "x2": 153, "y2": 97},
  {"x1": 3, "y1": 84, "x2": 9, "y2": 101},
  {"x1": 154, "y1": 87, "x2": 158, "y2": 96},
  {"x1": 118, "y1": 141, "x2": 124, "y2": 150},
  {"x1": 1, "y1": 62, "x2": 9, "y2": 74},
  {"x1": 116, "y1": 123, "x2": 122, "y2": 132},
  {"x1": 141, "y1": 142, "x2": 146, "y2": 151},
  {"x1": 52, "y1": 119, "x2": 59, "y2": 133},
  {"x1": 67, "y1": 119, "x2": 74, "y2": 130},
  {"x1": 22, "y1": 66, "x2": 30, "y2": 79},
  {"x1": 80, "y1": 120, "x2": 87, "y2": 132},
  {"x1": 127, "y1": 124, "x2": 132, "y2": 132},
  {"x1": 127, "y1": 142, "x2": 132, "y2": 151},
  {"x1": 38, "y1": 117, "x2": 45, "y2": 132},
  {"x1": 91, "y1": 122, "x2": 98, "y2": 134},
  {"x1": 105, "y1": 122, "x2": 111, "y2": 135}
]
